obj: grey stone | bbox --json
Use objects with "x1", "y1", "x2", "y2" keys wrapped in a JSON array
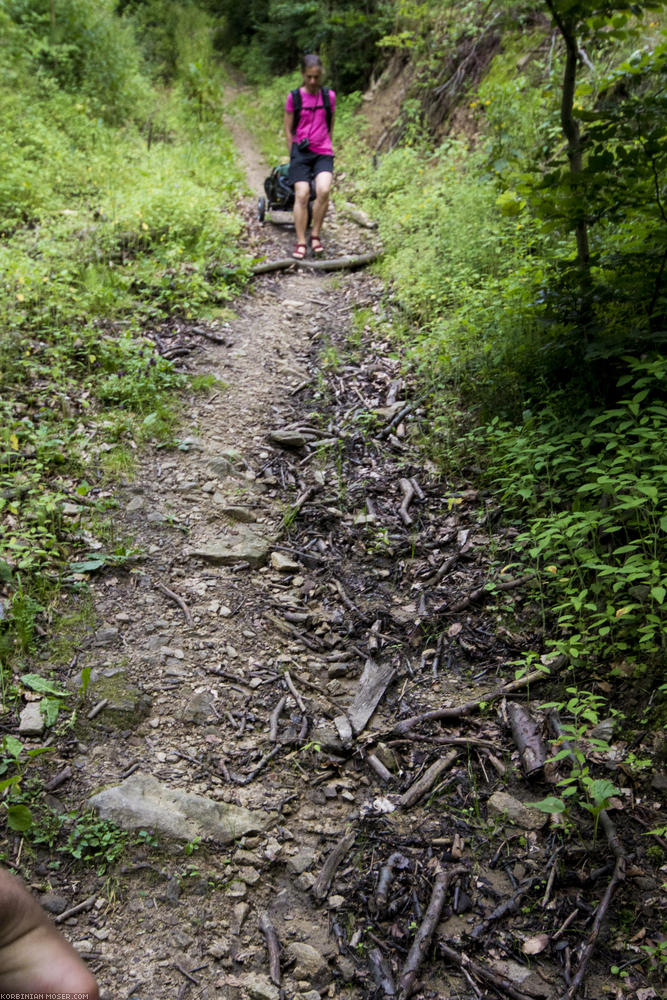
[
  {"x1": 207, "y1": 936, "x2": 231, "y2": 960},
  {"x1": 92, "y1": 626, "x2": 119, "y2": 647},
  {"x1": 270, "y1": 551, "x2": 300, "y2": 573},
  {"x1": 182, "y1": 692, "x2": 218, "y2": 725},
  {"x1": 126, "y1": 497, "x2": 144, "y2": 513},
  {"x1": 490, "y1": 959, "x2": 552, "y2": 998},
  {"x1": 285, "y1": 943, "x2": 331, "y2": 989},
  {"x1": 487, "y1": 791, "x2": 547, "y2": 831},
  {"x1": 286, "y1": 848, "x2": 317, "y2": 875},
  {"x1": 218, "y1": 505, "x2": 257, "y2": 523},
  {"x1": 146, "y1": 510, "x2": 166, "y2": 523},
  {"x1": 209, "y1": 457, "x2": 233, "y2": 479},
  {"x1": 193, "y1": 529, "x2": 272, "y2": 568},
  {"x1": 295, "y1": 993, "x2": 321, "y2": 1000},
  {"x1": 268, "y1": 430, "x2": 307, "y2": 449},
  {"x1": 18, "y1": 702, "x2": 45, "y2": 736},
  {"x1": 337, "y1": 956, "x2": 355, "y2": 983},
  {"x1": 88, "y1": 772, "x2": 275, "y2": 843},
  {"x1": 39, "y1": 893, "x2": 68, "y2": 914},
  {"x1": 242, "y1": 973, "x2": 279, "y2": 1000},
  {"x1": 87, "y1": 670, "x2": 151, "y2": 726}
]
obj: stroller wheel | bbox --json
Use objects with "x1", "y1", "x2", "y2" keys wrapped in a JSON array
[{"x1": 257, "y1": 197, "x2": 266, "y2": 223}]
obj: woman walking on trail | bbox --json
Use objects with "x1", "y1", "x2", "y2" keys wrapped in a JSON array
[{"x1": 284, "y1": 54, "x2": 335, "y2": 260}]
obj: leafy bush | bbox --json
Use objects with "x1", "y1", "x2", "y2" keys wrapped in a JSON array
[{"x1": 471, "y1": 356, "x2": 667, "y2": 671}]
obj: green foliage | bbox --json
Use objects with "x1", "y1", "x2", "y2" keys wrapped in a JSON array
[
  {"x1": 472, "y1": 357, "x2": 666, "y2": 670},
  {"x1": 63, "y1": 810, "x2": 128, "y2": 872},
  {"x1": 209, "y1": 0, "x2": 392, "y2": 90}
]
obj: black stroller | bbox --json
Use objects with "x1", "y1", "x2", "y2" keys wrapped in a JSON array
[{"x1": 258, "y1": 163, "x2": 315, "y2": 224}]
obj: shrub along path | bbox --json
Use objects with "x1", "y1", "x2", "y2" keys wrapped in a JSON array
[{"x1": 7, "y1": 111, "x2": 665, "y2": 1000}]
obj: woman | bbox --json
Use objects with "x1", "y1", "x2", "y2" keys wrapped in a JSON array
[{"x1": 284, "y1": 54, "x2": 336, "y2": 260}]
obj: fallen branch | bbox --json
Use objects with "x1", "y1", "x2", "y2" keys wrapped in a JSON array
[
  {"x1": 312, "y1": 831, "x2": 356, "y2": 902},
  {"x1": 398, "y1": 478, "x2": 416, "y2": 525},
  {"x1": 269, "y1": 696, "x2": 287, "y2": 742},
  {"x1": 435, "y1": 573, "x2": 535, "y2": 615},
  {"x1": 155, "y1": 580, "x2": 194, "y2": 627},
  {"x1": 438, "y1": 940, "x2": 534, "y2": 1000},
  {"x1": 389, "y1": 668, "x2": 552, "y2": 736},
  {"x1": 398, "y1": 751, "x2": 458, "y2": 808},
  {"x1": 507, "y1": 701, "x2": 547, "y2": 777},
  {"x1": 258, "y1": 910, "x2": 281, "y2": 986},
  {"x1": 398, "y1": 865, "x2": 467, "y2": 998},
  {"x1": 375, "y1": 852, "x2": 409, "y2": 916},
  {"x1": 252, "y1": 251, "x2": 380, "y2": 275},
  {"x1": 54, "y1": 895, "x2": 96, "y2": 924}
]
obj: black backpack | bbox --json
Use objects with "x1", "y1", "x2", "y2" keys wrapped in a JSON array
[{"x1": 290, "y1": 87, "x2": 332, "y2": 135}]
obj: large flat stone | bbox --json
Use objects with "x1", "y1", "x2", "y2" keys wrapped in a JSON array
[
  {"x1": 192, "y1": 529, "x2": 272, "y2": 568},
  {"x1": 487, "y1": 791, "x2": 547, "y2": 830},
  {"x1": 88, "y1": 772, "x2": 275, "y2": 843}
]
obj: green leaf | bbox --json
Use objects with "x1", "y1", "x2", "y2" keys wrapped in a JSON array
[
  {"x1": 532, "y1": 796, "x2": 566, "y2": 814},
  {"x1": 40, "y1": 697, "x2": 63, "y2": 727},
  {"x1": 2, "y1": 735, "x2": 24, "y2": 760},
  {"x1": 0, "y1": 775, "x2": 21, "y2": 793},
  {"x1": 69, "y1": 556, "x2": 107, "y2": 573},
  {"x1": 650, "y1": 586, "x2": 665, "y2": 604},
  {"x1": 21, "y1": 674, "x2": 70, "y2": 698},
  {"x1": 6, "y1": 803, "x2": 33, "y2": 832}
]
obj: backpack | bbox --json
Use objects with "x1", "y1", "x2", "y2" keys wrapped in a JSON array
[
  {"x1": 264, "y1": 163, "x2": 294, "y2": 210},
  {"x1": 290, "y1": 87, "x2": 332, "y2": 135}
]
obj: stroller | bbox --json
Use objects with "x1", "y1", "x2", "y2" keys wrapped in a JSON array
[{"x1": 258, "y1": 163, "x2": 315, "y2": 224}]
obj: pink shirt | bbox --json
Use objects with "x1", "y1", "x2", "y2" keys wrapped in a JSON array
[{"x1": 285, "y1": 87, "x2": 336, "y2": 156}]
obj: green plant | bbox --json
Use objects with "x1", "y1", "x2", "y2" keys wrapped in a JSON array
[
  {"x1": 63, "y1": 811, "x2": 127, "y2": 873},
  {"x1": 184, "y1": 835, "x2": 202, "y2": 856}
]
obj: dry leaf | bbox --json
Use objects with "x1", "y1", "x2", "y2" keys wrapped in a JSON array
[
  {"x1": 522, "y1": 933, "x2": 549, "y2": 955},
  {"x1": 448, "y1": 622, "x2": 463, "y2": 638}
]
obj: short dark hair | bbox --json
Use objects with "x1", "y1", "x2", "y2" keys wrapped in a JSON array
[{"x1": 301, "y1": 53, "x2": 323, "y2": 72}]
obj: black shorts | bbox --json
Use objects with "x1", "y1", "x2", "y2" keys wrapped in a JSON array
[{"x1": 288, "y1": 145, "x2": 334, "y2": 185}]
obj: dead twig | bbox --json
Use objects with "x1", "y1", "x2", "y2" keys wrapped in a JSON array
[
  {"x1": 269, "y1": 696, "x2": 287, "y2": 742},
  {"x1": 155, "y1": 580, "x2": 194, "y2": 627},
  {"x1": 398, "y1": 478, "x2": 416, "y2": 525},
  {"x1": 54, "y1": 895, "x2": 96, "y2": 924},
  {"x1": 284, "y1": 670, "x2": 307, "y2": 713},
  {"x1": 312, "y1": 831, "x2": 356, "y2": 901},
  {"x1": 375, "y1": 852, "x2": 409, "y2": 916},
  {"x1": 398, "y1": 865, "x2": 467, "y2": 998},
  {"x1": 258, "y1": 910, "x2": 281, "y2": 986},
  {"x1": 398, "y1": 751, "x2": 458, "y2": 808},
  {"x1": 389, "y1": 668, "x2": 552, "y2": 736},
  {"x1": 435, "y1": 572, "x2": 535, "y2": 615},
  {"x1": 507, "y1": 701, "x2": 547, "y2": 777},
  {"x1": 438, "y1": 940, "x2": 534, "y2": 1000}
]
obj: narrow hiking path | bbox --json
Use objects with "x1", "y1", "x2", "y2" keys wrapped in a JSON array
[{"x1": 18, "y1": 97, "x2": 664, "y2": 1000}]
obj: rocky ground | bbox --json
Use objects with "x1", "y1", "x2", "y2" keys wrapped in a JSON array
[{"x1": 4, "y1": 102, "x2": 665, "y2": 1000}]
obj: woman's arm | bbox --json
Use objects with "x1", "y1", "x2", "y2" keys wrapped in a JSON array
[{"x1": 284, "y1": 110, "x2": 294, "y2": 155}]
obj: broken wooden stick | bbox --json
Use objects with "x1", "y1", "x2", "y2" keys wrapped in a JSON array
[
  {"x1": 389, "y1": 668, "x2": 551, "y2": 736},
  {"x1": 375, "y1": 852, "x2": 409, "y2": 916},
  {"x1": 507, "y1": 701, "x2": 547, "y2": 777},
  {"x1": 369, "y1": 946, "x2": 397, "y2": 996},
  {"x1": 398, "y1": 478, "x2": 416, "y2": 525},
  {"x1": 398, "y1": 865, "x2": 467, "y2": 998},
  {"x1": 258, "y1": 910, "x2": 281, "y2": 986},
  {"x1": 438, "y1": 940, "x2": 534, "y2": 1000},
  {"x1": 269, "y1": 696, "x2": 287, "y2": 742},
  {"x1": 252, "y1": 251, "x2": 380, "y2": 275},
  {"x1": 155, "y1": 580, "x2": 194, "y2": 627},
  {"x1": 398, "y1": 751, "x2": 458, "y2": 808},
  {"x1": 312, "y1": 831, "x2": 356, "y2": 901}
]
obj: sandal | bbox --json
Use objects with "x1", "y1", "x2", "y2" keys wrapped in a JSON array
[
  {"x1": 292, "y1": 243, "x2": 307, "y2": 260},
  {"x1": 311, "y1": 235, "x2": 325, "y2": 256}
]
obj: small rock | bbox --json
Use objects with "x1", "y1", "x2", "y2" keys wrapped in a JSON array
[
  {"x1": 93, "y1": 626, "x2": 119, "y2": 647},
  {"x1": 73, "y1": 939, "x2": 93, "y2": 953},
  {"x1": 237, "y1": 866, "x2": 260, "y2": 885},
  {"x1": 271, "y1": 551, "x2": 300, "y2": 573},
  {"x1": 490, "y1": 959, "x2": 552, "y2": 998},
  {"x1": 268, "y1": 430, "x2": 307, "y2": 450},
  {"x1": 285, "y1": 943, "x2": 331, "y2": 989},
  {"x1": 209, "y1": 457, "x2": 233, "y2": 479},
  {"x1": 286, "y1": 848, "x2": 316, "y2": 875},
  {"x1": 193, "y1": 530, "x2": 272, "y2": 568},
  {"x1": 126, "y1": 497, "x2": 144, "y2": 513},
  {"x1": 333, "y1": 716, "x2": 353, "y2": 743},
  {"x1": 487, "y1": 791, "x2": 547, "y2": 830},
  {"x1": 294, "y1": 992, "x2": 321, "y2": 1000},
  {"x1": 227, "y1": 880, "x2": 247, "y2": 898},
  {"x1": 182, "y1": 692, "x2": 218, "y2": 725},
  {"x1": 337, "y1": 956, "x2": 355, "y2": 982},
  {"x1": 231, "y1": 901, "x2": 249, "y2": 934},
  {"x1": 18, "y1": 702, "x2": 45, "y2": 736},
  {"x1": 146, "y1": 510, "x2": 166, "y2": 523},
  {"x1": 219, "y1": 505, "x2": 257, "y2": 523},
  {"x1": 207, "y1": 936, "x2": 231, "y2": 960},
  {"x1": 328, "y1": 895, "x2": 345, "y2": 909},
  {"x1": 240, "y1": 972, "x2": 279, "y2": 1000},
  {"x1": 160, "y1": 646, "x2": 185, "y2": 659},
  {"x1": 39, "y1": 893, "x2": 68, "y2": 915},
  {"x1": 295, "y1": 872, "x2": 315, "y2": 891}
]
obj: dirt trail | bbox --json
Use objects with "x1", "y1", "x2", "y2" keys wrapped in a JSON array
[{"x1": 20, "y1": 96, "x2": 664, "y2": 1000}]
